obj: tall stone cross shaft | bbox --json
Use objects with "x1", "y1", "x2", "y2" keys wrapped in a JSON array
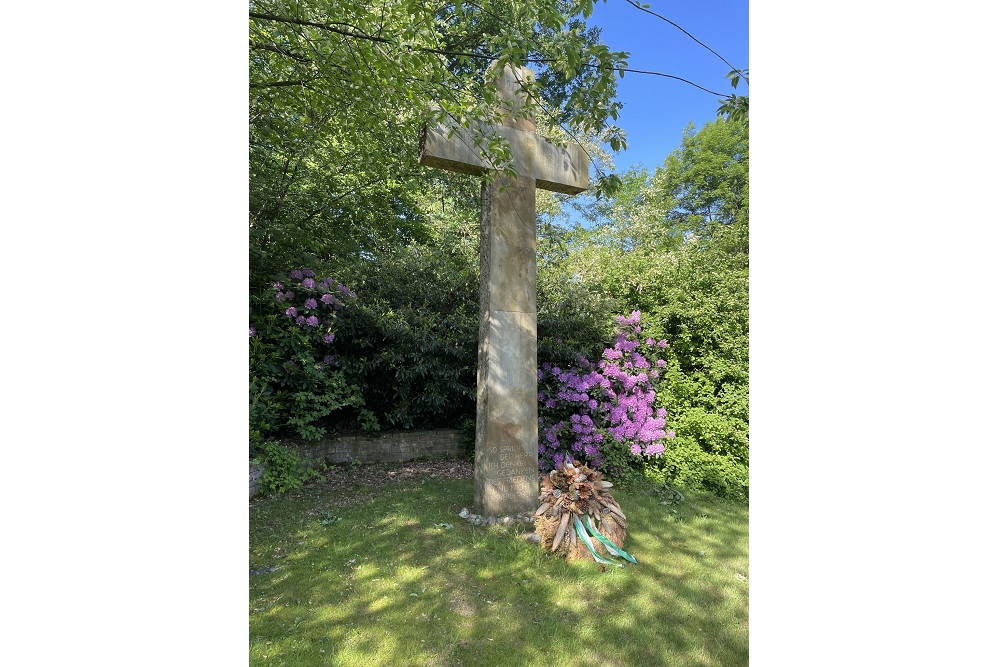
[{"x1": 419, "y1": 64, "x2": 589, "y2": 516}]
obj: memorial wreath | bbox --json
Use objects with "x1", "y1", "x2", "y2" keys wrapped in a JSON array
[{"x1": 533, "y1": 460, "x2": 637, "y2": 567}]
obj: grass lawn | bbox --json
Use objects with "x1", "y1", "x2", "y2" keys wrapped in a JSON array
[{"x1": 249, "y1": 462, "x2": 748, "y2": 667}]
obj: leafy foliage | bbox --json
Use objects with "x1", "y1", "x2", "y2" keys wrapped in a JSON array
[
  {"x1": 545, "y1": 118, "x2": 749, "y2": 499},
  {"x1": 717, "y1": 68, "x2": 749, "y2": 125},
  {"x1": 249, "y1": 1, "x2": 630, "y2": 444},
  {"x1": 249, "y1": 0, "x2": 628, "y2": 301},
  {"x1": 250, "y1": 269, "x2": 367, "y2": 443},
  {"x1": 652, "y1": 118, "x2": 748, "y2": 234},
  {"x1": 252, "y1": 439, "x2": 323, "y2": 495},
  {"x1": 536, "y1": 217, "x2": 620, "y2": 366},
  {"x1": 329, "y1": 243, "x2": 480, "y2": 431}
]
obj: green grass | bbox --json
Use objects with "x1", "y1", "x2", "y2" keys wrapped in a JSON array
[{"x1": 250, "y1": 472, "x2": 748, "y2": 667}]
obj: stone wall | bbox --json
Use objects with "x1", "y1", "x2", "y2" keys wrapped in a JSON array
[
  {"x1": 249, "y1": 463, "x2": 266, "y2": 499},
  {"x1": 250, "y1": 429, "x2": 466, "y2": 498}
]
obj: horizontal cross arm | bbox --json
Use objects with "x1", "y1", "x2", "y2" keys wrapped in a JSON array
[{"x1": 419, "y1": 122, "x2": 589, "y2": 195}]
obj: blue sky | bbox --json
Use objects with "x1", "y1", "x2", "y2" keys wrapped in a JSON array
[{"x1": 586, "y1": 0, "x2": 749, "y2": 174}]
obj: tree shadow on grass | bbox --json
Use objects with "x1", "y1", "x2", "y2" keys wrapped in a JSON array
[{"x1": 249, "y1": 478, "x2": 747, "y2": 667}]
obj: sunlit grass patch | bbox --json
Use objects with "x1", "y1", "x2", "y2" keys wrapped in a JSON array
[{"x1": 250, "y1": 474, "x2": 747, "y2": 667}]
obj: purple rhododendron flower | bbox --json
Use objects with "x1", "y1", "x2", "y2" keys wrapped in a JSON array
[
  {"x1": 321, "y1": 293, "x2": 336, "y2": 305},
  {"x1": 323, "y1": 355, "x2": 335, "y2": 365},
  {"x1": 305, "y1": 315, "x2": 319, "y2": 327},
  {"x1": 302, "y1": 268, "x2": 315, "y2": 278},
  {"x1": 275, "y1": 292, "x2": 285, "y2": 302},
  {"x1": 323, "y1": 333, "x2": 335, "y2": 343},
  {"x1": 304, "y1": 298, "x2": 318, "y2": 309},
  {"x1": 295, "y1": 315, "x2": 305, "y2": 326},
  {"x1": 302, "y1": 277, "x2": 315, "y2": 289},
  {"x1": 284, "y1": 291, "x2": 295, "y2": 300},
  {"x1": 285, "y1": 306, "x2": 297, "y2": 318},
  {"x1": 272, "y1": 282, "x2": 283, "y2": 291},
  {"x1": 289, "y1": 269, "x2": 304, "y2": 280},
  {"x1": 536, "y1": 310, "x2": 675, "y2": 473},
  {"x1": 249, "y1": 326, "x2": 256, "y2": 337}
]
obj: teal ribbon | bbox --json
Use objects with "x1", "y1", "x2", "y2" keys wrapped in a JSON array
[
  {"x1": 573, "y1": 516, "x2": 620, "y2": 567},
  {"x1": 585, "y1": 515, "x2": 637, "y2": 564}
]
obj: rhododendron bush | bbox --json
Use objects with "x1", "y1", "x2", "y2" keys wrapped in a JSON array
[
  {"x1": 537, "y1": 311, "x2": 676, "y2": 479},
  {"x1": 250, "y1": 268, "x2": 367, "y2": 443}
]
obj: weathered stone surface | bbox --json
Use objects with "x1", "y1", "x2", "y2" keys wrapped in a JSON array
[
  {"x1": 419, "y1": 123, "x2": 588, "y2": 195},
  {"x1": 419, "y1": 63, "x2": 589, "y2": 518},
  {"x1": 289, "y1": 428, "x2": 464, "y2": 466},
  {"x1": 481, "y1": 176, "x2": 537, "y2": 313},
  {"x1": 419, "y1": 65, "x2": 587, "y2": 194},
  {"x1": 474, "y1": 177, "x2": 539, "y2": 516},
  {"x1": 249, "y1": 463, "x2": 266, "y2": 499},
  {"x1": 458, "y1": 508, "x2": 537, "y2": 529}
]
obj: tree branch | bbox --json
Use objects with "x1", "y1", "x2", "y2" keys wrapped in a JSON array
[
  {"x1": 250, "y1": 41, "x2": 311, "y2": 63},
  {"x1": 250, "y1": 79, "x2": 318, "y2": 89},
  {"x1": 249, "y1": 11, "x2": 727, "y2": 96},
  {"x1": 250, "y1": 11, "x2": 395, "y2": 45}
]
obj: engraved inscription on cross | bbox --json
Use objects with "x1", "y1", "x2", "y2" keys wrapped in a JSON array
[{"x1": 418, "y1": 63, "x2": 589, "y2": 517}]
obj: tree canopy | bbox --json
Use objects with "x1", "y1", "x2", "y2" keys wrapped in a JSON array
[{"x1": 250, "y1": 0, "x2": 629, "y2": 292}]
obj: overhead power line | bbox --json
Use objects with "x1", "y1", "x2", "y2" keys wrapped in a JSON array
[
  {"x1": 620, "y1": 0, "x2": 747, "y2": 84},
  {"x1": 249, "y1": 11, "x2": 728, "y2": 97}
]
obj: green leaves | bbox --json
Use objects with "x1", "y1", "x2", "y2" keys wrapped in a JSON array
[
  {"x1": 718, "y1": 69, "x2": 749, "y2": 124},
  {"x1": 250, "y1": 0, "x2": 629, "y2": 296},
  {"x1": 726, "y1": 68, "x2": 748, "y2": 89},
  {"x1": 328, "y1": 239, "x2": 480, "y2": 432},
  {"x1": 536, "y1": 118, "x2": 749, "y2": 500},
  {"x1": 256, "y1": 440, "x2": 323, "y2": 495}
]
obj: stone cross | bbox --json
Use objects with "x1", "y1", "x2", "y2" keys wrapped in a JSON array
[{"x1": 419, "y1": 63, "x2": 588, "y2": 516}]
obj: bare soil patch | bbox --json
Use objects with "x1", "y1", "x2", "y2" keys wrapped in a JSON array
[{"x1": 304, "y1": 458, "x2": 474, "y2": 507}]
